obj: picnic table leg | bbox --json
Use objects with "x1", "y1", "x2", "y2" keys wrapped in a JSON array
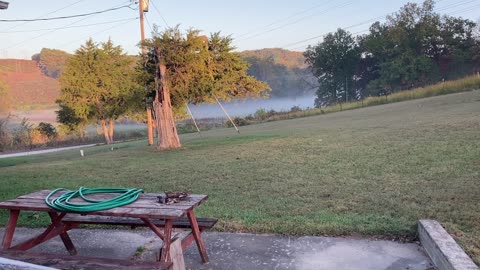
[
  {"x1": 10, "y1": 212, "x2": 77, "y2": 251},
  {"x1": 49, "y1": 212, "x2": 77, "y2": 255},
  {"x1": 160, "y1": 219, "x2": 173, "y2": 263},
  {"x1": 187, "y1": 209, "x2": 209, "y2": 263},
  {"x1": 2, "y1": 210, "x2": 19, "y2": 249}
]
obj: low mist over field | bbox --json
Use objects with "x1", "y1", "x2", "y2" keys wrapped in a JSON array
[{"x1": 189, "y1": 94, "x2": 315, "y2": 118}]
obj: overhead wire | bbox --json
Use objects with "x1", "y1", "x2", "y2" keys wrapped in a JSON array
[
  {"x1": 238, "y1": 0, "x2": 355, "y2": 42},
  {"x1": 280, "y1": 15, "x2": 386, "y2": 49},
  {"x1": 434, "y1": 0, "x2": 478, "y2": 12},
  {"x1": 0, "y1": 4, "x2": 133, "y2": 22},
  {"x1": 57, "y1": 17, "x2": 139, "y2": 48},
  {"x1": 237, "y1": 0, "x2": 449, "y2": 43},
  {"x1": 150, "y1": 0, "x2": 170, "y2": 28},
  {"x1": 1, "y1": 0, "x2": 87, "y2": 31},
  {"x1": 234, "y1": 0, "x2": 335, "y2": 39},
  {"x1": 144, "y1": 13, "x2": 154, "y2": 33},
  {"x1": 288, "y1": 0, "x2": 480, "y2": 96},
  {"x1": 0, "y1": 18, "x2": 140, "y2": 33},
  {"x1": 279, "y1": 0, "x2": 480, "y2": 50},
  {"x1": 446, "y1": 2, "x2": 480, "y2": 14},
  {"x1": 1, "y1": 1, "x2": 133, "y2": 51}
]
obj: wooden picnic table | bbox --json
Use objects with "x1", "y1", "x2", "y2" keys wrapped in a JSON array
[{"x1": 0, "y1": 190, "x2": 211, "y2": 264}]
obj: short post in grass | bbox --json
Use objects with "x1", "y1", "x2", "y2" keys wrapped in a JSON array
[{"x1": 80, "y1": 150, "x2": 84, "y2": 157}]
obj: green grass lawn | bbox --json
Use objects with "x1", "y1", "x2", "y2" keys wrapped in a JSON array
[{"x1": 1, "y1": 91, "x2": 479, "y2": 264}]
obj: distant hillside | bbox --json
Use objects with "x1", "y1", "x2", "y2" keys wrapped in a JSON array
[
  {"x1": 31, "y1": 48, "x2": 71, "y2": 78},
  {"x1": 240, "y1": 48, "x2": 307, "y2": 69},
  {"x1": 0, "y1": 59, "x2": 59, "y2": 110},
  {"x1": 0, "y1": 47, "x2": 315, "y2": 113},
  {"x1": 240, "y1": 48, "x2": 315, "y2": 98}
]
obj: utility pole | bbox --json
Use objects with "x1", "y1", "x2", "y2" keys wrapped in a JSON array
[
  {"x1": 139, "y1": 0, "x2": 146, "y2": 55},
  {"x1": 138, "y1": 0, "x2": 154, "y2": 145}
]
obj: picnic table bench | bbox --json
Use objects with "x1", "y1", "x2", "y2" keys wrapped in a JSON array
[
  {"x1": 0, "y1": 249, "x2": 173, "y2": 270},
  {"x1": 0, "y1": 189, "x2": 217, "y2": 269}
]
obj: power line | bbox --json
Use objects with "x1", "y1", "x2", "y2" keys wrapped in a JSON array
[
  {"x1": 238, "y1": 0, "x2": 355, "y2": 42},
  {"x1": 0, "y1": 4, "x2": 132, "y2": 22},
  {"x1": 434, "y1": 0, "x2": 478, "y2": 12},
  {"x1": 234, "y1": 0, "x2": 335, "y2": 39},
  {"x1": 291, "y1": 1, "x2": 479, "y2": 52},
  {"x1": 279, "y1": 0, "x2": 479, "y2": 50},
  {"x1": 446, "y1": 2, "x2": 480, "y2": 14},
  {"x1": 57, "y1": 17, "x2": 139, "y2": 48},
  {"x1": 144, "y1": 13, "x2": 154, "y2": 33},
  {"x1": 1, "y1": 1, "x2": 132, "y2": 51},
  {"x1": 150, "y1": 0, "x2": 170, "y2": 28},
  {"x1": 280, "y1": 15, "x2": 385, "y2": 49},
  {"x1": 1, "y1": 0, "x2": 87, "y2": 31},
  {"x1": 0, "y1": 18, "x2": 139, "y2": 33}
]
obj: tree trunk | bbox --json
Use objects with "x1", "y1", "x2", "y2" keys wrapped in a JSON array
[
  {"x1": 108, "y1": 119, "x2": 114, "y2": 143},
  {"x1": 152, "y1": 116, "x2": 156, "y2": 137},
  {"x1": 101, "y1": 119, "x2": 112, "y2": 144},
  {"x1": 147, "y1": 107, "x2": 154, "y2": 145},
  {"x1": 80, "y1": 129, "x2": 86, "y2": 141},
  {"x1": 153, "y1": 48, "x2": 181, "y2": 150}
]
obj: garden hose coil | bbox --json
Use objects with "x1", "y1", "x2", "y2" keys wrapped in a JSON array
[{"x1": 45, "y1": 187, "x2": 143, "y2": 213}]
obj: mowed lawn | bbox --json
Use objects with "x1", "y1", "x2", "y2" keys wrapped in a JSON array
[{"x1": 1, "y1": 91, "x2": 479, "y2": 263}]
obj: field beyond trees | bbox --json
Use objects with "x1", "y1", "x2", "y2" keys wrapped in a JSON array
[{"x1": 0, "y1": 91, "x2": 479, "y2": 263}]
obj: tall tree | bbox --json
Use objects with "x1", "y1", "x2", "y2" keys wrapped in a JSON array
[
  {"x1": 57, "y1": 39, "x2": 138, "y2": 144},
  {"x1": 304, "y1": 29, "x2": 360, "y2": 106},
  {"x1": 359, "y1": 0, "x2": 477, "y2": 93},
  {"x1": 139, "y1": 27, "x2": 270, "y2": 150},
  {"x1": 306, "y1": 0, "x2": 478, "y2": 105}
]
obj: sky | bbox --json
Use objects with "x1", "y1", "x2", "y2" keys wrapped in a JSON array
[{"x1": 0, "y1": 0, "x2": 479, "y2": 59}]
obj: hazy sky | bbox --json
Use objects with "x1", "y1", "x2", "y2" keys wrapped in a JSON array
[{"x1": 1, "y1": 0, "x2": 479, "y2": 59}]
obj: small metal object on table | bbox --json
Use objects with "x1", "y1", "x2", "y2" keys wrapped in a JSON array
[{"x1": 0, "y1": 190, "x2": 210, "y2": 264}]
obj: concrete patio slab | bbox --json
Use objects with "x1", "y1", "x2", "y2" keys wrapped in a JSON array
[{"x1": 0, "y1": 228, "x2": 435, "y2": 270}]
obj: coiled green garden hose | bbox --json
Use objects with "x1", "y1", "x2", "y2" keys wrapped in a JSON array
[{"x1": 45, "y1": 187, "x2": 144, "y2": 213}]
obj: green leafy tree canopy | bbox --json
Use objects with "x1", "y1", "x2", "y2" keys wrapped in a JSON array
[
  {"x1": 139, "y1": 26, "x2": 271, "y2": 119},
  {"x1": 57, "y1": 39, "x2": 140, "y2": 143},
  {"x1": 304, "y1": 28, "x2": 360, "y2": 106}
]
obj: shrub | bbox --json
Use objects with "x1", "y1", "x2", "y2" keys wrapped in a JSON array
[
  {"x1": 290, "y1": 105, "x2": 302, "y2": 112},
  {"x1": 37, "y1": 122, "x2": 57, "y2": 138},
  {"x1": 12, "y1": 118, "x2": 33, "y2": 149},
  {"x1": 30, "y1": 129, "x2": 48, "y2": 145},
  {"x1": 254, "y1": 108, "x2": 268, "y2": 120},
  {"x1": 176, "y1": 124, "x2": 200, "y2": 134},
  {"x1": 267, "y1": 109, "x2": 278, "y2": 117},
  {"x1": 227, "y1": 117, "x2": 249, "y2": 127},
  {"x1": 0, "y1": 117, "x2": 10, "y2": 152},
  {"x1": 245, "y1": 115, "x2": 255, "y2": 121}
]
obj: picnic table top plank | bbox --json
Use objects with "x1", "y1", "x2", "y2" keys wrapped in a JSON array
[
  {"x1": 18, "y1": 190, "x2": 206, "y2": 201},
  {"x1": 0, "y1": 200, "x2": 185, "y2": 218},
  {"x1": 9, "y1": 197, "x2": 204, "y2": 211},
  {"x1": 0, "y1": 190, "x2": 208, "y2": 219}
]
